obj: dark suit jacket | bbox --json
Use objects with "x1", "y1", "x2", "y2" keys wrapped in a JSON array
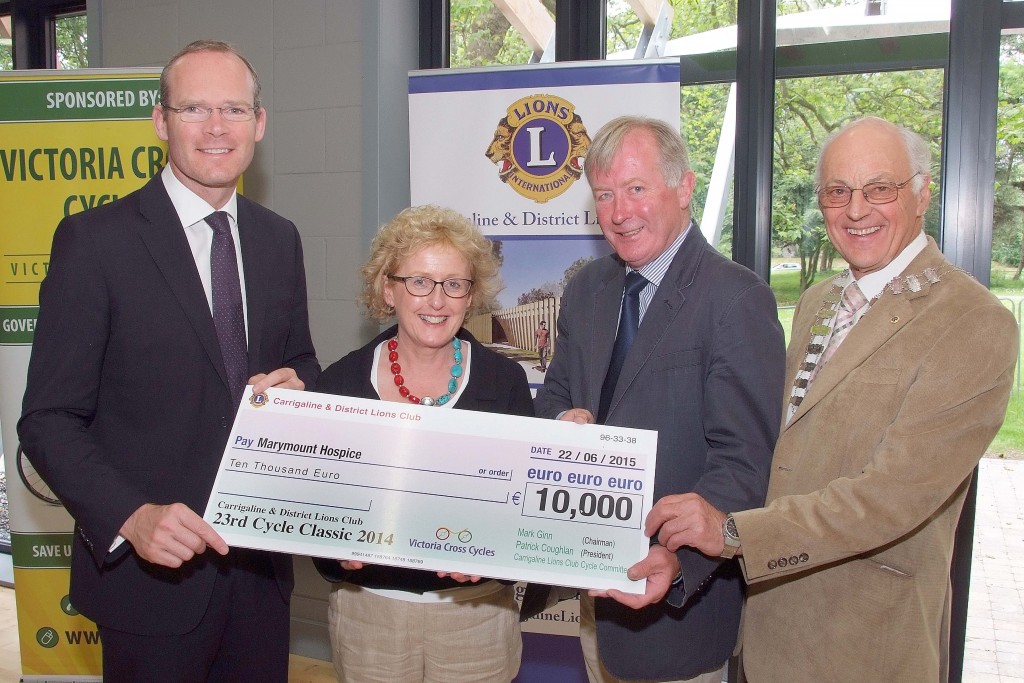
[
  {"x1": 311, "y1": 327, "x2": 539, "y2": 599},
  {"x1": 18, "y1": 174, "x2": 320, "y2": 636},
  {"x1": 535, "y1": 226, "x2": 785, "y2": 680}
]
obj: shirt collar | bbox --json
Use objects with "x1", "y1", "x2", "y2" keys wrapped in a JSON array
[
  {"x1": 160, "y1": 165, "x2": 238, "y2": 229},
  {"x1": 854, "y1": 230, "x2": 928, "y2": 300},
  {"x1": 630, "y1": 219, "x2": 693, "y2": 286}
]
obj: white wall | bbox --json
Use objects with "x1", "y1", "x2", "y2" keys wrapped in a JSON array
[{"x1": 95, "y1": 0, "x2": 420, "y2": 659}]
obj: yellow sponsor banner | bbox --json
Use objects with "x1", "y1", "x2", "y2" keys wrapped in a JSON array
[
  {"x1": 13, "y1": 565, "x2": 102, "y2": 678},
  {"x1": 1, "y1": 69, "x2": 163, "y2": 681},
  {"x1": 1, "y1": 117, "x2": 166, "y2": 308}
]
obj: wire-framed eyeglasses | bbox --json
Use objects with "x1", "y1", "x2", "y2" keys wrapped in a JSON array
[
  {"x1": 387, "y1": 275, "x2": 474, "y2": 299},
  {"x1": 816, "y1": 172, "x2": 921, "y2": 208},
  {"x1": 161, "y1": 104, "x2": 259, "y2": 123}
]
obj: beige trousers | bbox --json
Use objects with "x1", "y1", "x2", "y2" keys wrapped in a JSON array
[
  {"x1": 327, "y1": 582, "x2": 522, "y2": 683},
  {"x1": 579, "y1": 594, "x2": 726, "y2": 683}
]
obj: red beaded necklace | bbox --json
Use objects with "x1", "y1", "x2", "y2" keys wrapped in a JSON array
[{"x1": 387, "y1": 336, "x2": 463, "y2": 406}]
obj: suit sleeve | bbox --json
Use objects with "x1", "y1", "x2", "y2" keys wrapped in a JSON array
[
  {"x1": 734, "y1": 302, "x2": 1017, "y2": 583},
  {"x1": 18, "y1": 217, "x2": 150, "y2": 565},
  {"x1": 672, "y1": 279, "x2": 786, "y2": 605},
  {"x1": 505, "y1": 360, "x2": 535, "y2": 418},
  {"x1": 279, "y1": 222, "x2": 319, "y2": 387},
  {"x1": 533, "y1": 275, "x2": 581, "y2": 419}
]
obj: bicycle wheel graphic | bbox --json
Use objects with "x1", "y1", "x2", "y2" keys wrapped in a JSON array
[
  {"x1": 436, "y1": 527, "x2": 472, "y2": 542},
  {"x1": 17, "y1": 444, "x2": 62, "y2": 506}
]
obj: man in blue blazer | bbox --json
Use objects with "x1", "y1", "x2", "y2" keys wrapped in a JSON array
[
  {"x1": 18, "y1": 41, "x2": 319, "y2": 681},
  {"x1": 535, "y1": 116, "x2": 785, "y2": 682}
]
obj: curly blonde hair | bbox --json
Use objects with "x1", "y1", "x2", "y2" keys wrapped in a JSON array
[{"x1": 361, "y1": 205, "x2": 502, "y2": 323}]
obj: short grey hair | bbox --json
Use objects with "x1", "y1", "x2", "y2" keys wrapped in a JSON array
[
  {"x1": 815, "y1": 116, "x2": 931, "y2": 193},
  {"x1": 585, "y1": 116, "x2": 690, "y2": 188}
]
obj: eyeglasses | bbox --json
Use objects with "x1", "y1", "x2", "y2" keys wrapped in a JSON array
[
  {"x1": 388, "y1": 275, "x2": 474, "y2": 299},
  {"x1": 815, "y1": 172, "x2": 921, "y2": 208},
  {"x1": 161, "y1": 104, "x2": 258, "y2": 123}
]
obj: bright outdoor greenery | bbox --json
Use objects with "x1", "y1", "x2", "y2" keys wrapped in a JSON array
[
  {"x1": 0, "y1": 12, "x2": 87, "y2": 71},
  {"x1": 0, "y1": 13, "x2": 11, "y2": 70},
  {"x1": 55, "y1": 13, "x2": 87, "y2": 69},
  {"x1": 448, "y1": 0, "x2": 1024, "y2": 451},
  {"x1": 450, "y1": 0, "x2": 550, "y2": 66}
]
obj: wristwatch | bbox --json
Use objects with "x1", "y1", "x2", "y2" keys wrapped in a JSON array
[{"x1": 720, "y1": 513, "x2": 741, "y2": 559}]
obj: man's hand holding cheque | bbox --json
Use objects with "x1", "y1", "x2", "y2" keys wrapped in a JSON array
[{"x1": 202, "y1": 387, "x2": 658, "y2": 593}]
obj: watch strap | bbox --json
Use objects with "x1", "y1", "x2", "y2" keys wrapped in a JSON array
[{"x1": 720, "y1": 513, "x2": 740, "y2": 559}]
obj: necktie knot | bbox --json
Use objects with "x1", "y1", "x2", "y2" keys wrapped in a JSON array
[
  {"x1": 623, "y1": 270, "x2": 647, "y2": 297},
  {"x1": 809, "y1": 280, "x2": 868, "y2": 383},
  {"x1": 839, "y1": 281, "x2": 868, "y2": 316},
  {"x1": 206, "y1": 210, "x2": 231, "y2": 235}
]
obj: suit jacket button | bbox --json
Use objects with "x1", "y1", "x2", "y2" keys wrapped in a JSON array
[
  {"x1": 777, "y1": 557, "x2": 788, "y2": 568},
  {"x1": 220, "y1": 417, "x2": 228, "y2": 428},
  {"x1": 768, "y1": 560, "x2": 777, "y2": 570},
  {"x1": 789, "y1": 556, "x2": 799, "y2": 566},
  {"x1": 799, "y1": 553, "x2": 809, "y2": 563}
]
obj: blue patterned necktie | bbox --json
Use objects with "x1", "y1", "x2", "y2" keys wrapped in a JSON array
[
  {"x1": 597, "y1": 270, "x2": 648, "y2": 423},
  {"x1": 207, "y1": 211, "x2": 248, "y2": 404}
]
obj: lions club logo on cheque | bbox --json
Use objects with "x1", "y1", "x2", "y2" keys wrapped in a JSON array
[{"x1": 485, "y1": 94, "x2": 590, "y2": 203}]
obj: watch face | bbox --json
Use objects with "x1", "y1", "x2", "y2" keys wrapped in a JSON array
[{"x1": 725, "y1": 515, "x2": 739, "y2": 541}]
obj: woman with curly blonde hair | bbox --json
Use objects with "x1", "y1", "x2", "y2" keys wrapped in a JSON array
[{"x1": 313, "y1": 205, "x2": 535, "y2": 682}]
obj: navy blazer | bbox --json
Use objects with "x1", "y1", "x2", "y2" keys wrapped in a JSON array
[
  {"x1": 18, "y1": 174, "x2": 320, "y2": 636},
  {"x1": 535, "y1": 226, "x2": 785, "y2": 680}
]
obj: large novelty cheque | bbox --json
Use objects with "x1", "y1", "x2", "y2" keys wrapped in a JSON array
[{"x1": 203, "y1": 388, "x2": 658, "y2": 593}]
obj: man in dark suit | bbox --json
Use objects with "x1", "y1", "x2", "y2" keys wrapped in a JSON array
[
  {"x1": 534, "y1": 116, "x2": 785, "y2": 682},
  {"x1": 18, "y1": 40, "x2": 319, "y2": 682}
]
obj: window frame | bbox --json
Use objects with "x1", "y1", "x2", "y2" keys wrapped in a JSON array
[
  {"x1": 422, "y1": 4, "x2": 1009, "y2": 682},
  {"x1": 9, "y1": 0, "x2": 85, "y2": 70}
]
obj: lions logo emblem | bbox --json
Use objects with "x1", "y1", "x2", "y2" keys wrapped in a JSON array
[{"x1": 485, "y1": 94, "x2": 590, "y2": 203}]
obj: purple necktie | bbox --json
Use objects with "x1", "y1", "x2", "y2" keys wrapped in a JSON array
[
  {"x1": 207, "y1": 211, "x2": 248, "y2": 403},
  {"x1": 598, "y1": 270, "x2": 648, "y2": 423}
]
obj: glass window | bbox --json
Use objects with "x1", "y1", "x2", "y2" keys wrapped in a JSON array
[
  {"x1": 606, "y1": 0, "x2": 737, "y2": 59},
  {"x1": 450, "y1": 0, "x2": 555, "y2": 67},
  {"x1": 991, "y1": 33, "x2": 1024, "y2": 294},
  {"x1": 771, "y1": 69, "x2": 944, "y2": 303},
  {"x1": 0, "y1": 13, "x2": 11, "y2": 70},
  {"x1": 770, "y1": 0, "x2": 948, "y2": 309},
  {"x1": 54, "y1": 11, "x2": 87, "y2": 69},
  {"x1": 604, "y1": 2, "x2": 739, "y2": 258},
  {"x1": 682, "y1": 82, "x2": 734, "y2": 256}
]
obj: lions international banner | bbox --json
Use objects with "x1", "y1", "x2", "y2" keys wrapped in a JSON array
[
  {"x1": 0, "y1": 69, "x2": 164, "y2": 681},
  {"x1": 408, "y1": 59, "x2": 680, "y2": 682}
]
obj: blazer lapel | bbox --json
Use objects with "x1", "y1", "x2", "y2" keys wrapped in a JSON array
[
  {"x1": 237, "y1": 197, "x2": 266, "y2": 375},
  {"x1": 788, "y1": 294, "x2": 915, "y2": 425},
  {"x1": 134, "y1": 177, "x2": 232, "y2": 393},
  {"x1": 784, "y1": 240, "x2": 946, "y2": 428},
  {"x1": 588, "y1": 263, "x2": 626, "y2": 414},
  {"x1": 602, "y1": 225, "x2": 700, "y2": 420}
]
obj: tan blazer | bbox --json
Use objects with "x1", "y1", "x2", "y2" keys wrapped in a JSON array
[{"x1": 734, "y1": 238, "x2": 1018, "y2": 682}]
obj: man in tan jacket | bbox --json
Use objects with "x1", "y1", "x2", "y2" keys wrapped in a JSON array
[{"x1": 643, "y1": 116, "x2": 1018, "y2": 681}]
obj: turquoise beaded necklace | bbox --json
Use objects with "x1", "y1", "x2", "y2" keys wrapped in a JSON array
[{"x1": 387, "y1": 337, "x2": 463, "y2": 406}]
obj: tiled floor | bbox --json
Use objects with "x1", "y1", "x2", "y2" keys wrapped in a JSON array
[{"x1": 965, "y1": 457, "x2": 1024, "y2": 682}]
